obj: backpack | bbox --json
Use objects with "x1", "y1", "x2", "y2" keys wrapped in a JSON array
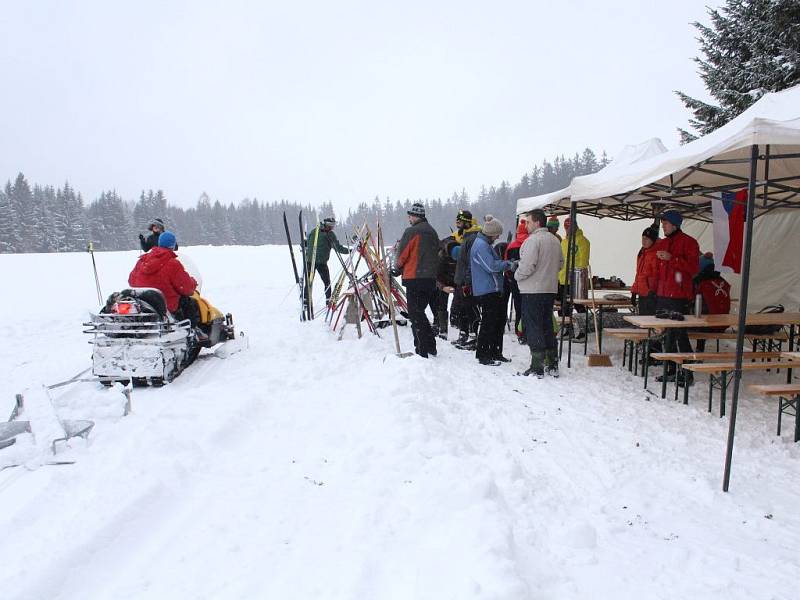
[
  {"x1": 697, "y1": 277, "x2": 731, "y2": 315},
  {"x1": 744, "y1": 304, "x2": 785, "y2": 335}
]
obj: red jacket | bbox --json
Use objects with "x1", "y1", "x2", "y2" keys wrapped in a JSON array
[
  {"x1": 128, "y1": 247, "x2": 197, "y2": 313},
  {"x1": 631, "y1": 246, "x2": 659, "y2": 296},
  {"x1": 653, "y1": 229, "x2": 700, "y2": 300}
]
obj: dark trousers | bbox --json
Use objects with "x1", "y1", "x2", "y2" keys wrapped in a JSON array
[
  {"x1": 521, "y1": 293, "x2": 557, "y2": 353},
  {"x1": 456, "y1": 288, "x2": 480, "y2": 335},
  {"x1": 638, "y1": 293, "x2": 657, "y2": 316},
  {"x1": 315, "y1": 263, "x2": 332, "y2": 302},
  {"x1": 405, "y1": 279, "x2": 438, "y2": 357},
  {"x1": 657, "y1": 297, "x2": 692, "y2": 372},
  {"x1": 509, "y1": 278, "x2": 522, "y2": 336},
  {"x1": 475, "y1": 292, "x2": 506, "y2": 361},
  {"x1": 433, "y1": 290, "x2": 449, "y2": 335},
  {"x1": 557, "y1": 283, "x2": 586, "y2": 316}
]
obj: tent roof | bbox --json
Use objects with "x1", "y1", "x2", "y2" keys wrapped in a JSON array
[
  {"x1": 515, "y1": 138, "x2": 668, "y2": 215},
  {"x1": 567, "y1": 85, "x2": 800, "y2": 221}
]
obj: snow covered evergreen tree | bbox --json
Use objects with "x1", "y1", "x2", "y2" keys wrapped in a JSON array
[
  {"x1": 676, "y1": 0, "x2": 800, "y2": 142},
  {"x1": 0, "y1": 184, "x2": 18, "y2": 252}
]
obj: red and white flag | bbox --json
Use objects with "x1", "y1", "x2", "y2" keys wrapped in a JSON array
[{"x1": 711, "y1": 189, "x2": 746, "y2": 273}]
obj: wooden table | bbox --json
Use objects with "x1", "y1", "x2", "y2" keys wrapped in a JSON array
[
  {"x1": 624, "y1": 312, "x2": 800, "y2": 389},
  {"x1": 781, "y1": 351, "x2": 800, "y2": 361},
  {"x1": 572, "y1": 298, "x2": 633, "y2": 354}
]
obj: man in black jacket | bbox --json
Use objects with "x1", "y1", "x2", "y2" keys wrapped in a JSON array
[
  {"x1": 139, "y1": 218, "x2": 166, "y2": 252},
  {"x1": 394, "y1": 202, "x2": 440, "y2": 357}
]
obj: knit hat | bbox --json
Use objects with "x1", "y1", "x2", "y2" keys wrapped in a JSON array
[
  {"x1": 642, "y1": 226, "x2": 659, "y2": 242},
  {"x1": 660, "y1": 210, "x2": 683, "y2": 227},
  {"x1": 158, "y1": 230, "x2": 177, "y2": 249},
  {"x1": 484, "y1": 214, "x2": 494, "y2": 222},
  {"x1": 699, "y1": 253, "x2": 715, "y2": 272},
  {"x1": 546, "y1": 215, "x2": 559, "y2": 229},
  {"x1": 150, "y1": 218, "x2": 165, "y2": 229},
  {"x1": 322, "y1": 217, "x2": 336, "y2": 227},
  {"x1": 456, "y1": 209, "x2": 472, "y2": 222},
  {"x1": 482, "y1": 218, "x2": 503, "y2": 238},
  {"x1": 407, "y1": 202, "x2": 426, "y2": 217}
]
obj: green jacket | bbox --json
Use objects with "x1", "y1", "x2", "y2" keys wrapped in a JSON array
[
  {"x1": 305, "y1": 226, "x2": 349, "y2": 266},
  {"x1": 558, "y1": 227, "x2": 590, "y2": 285}
]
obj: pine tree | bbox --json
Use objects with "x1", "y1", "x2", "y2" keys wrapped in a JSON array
[
  {"x1": 676, "y1": 0, "x2": 800, "y2": 142},
  {"x1": 0, "y1": 185, "x2": 17, "y2": 253}
]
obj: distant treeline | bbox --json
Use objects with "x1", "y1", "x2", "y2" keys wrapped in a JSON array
[{"x1": 0, "y1": 148, "x2": 607, "y2": 253}]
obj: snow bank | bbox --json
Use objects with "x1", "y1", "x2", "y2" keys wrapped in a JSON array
[{"x1": 0, "y1": 245, "x2": 798, "y2": 599}]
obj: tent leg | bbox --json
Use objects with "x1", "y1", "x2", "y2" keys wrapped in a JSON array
[{"x1": 722, "y1": 144, "x2": 759, "y2": 492}]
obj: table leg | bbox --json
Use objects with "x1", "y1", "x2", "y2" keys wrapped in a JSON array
[
  {"x1": 661, "y1": 359, "x2": 668, "y2": 399},
  {"x1": 720, "y1": 371, "x2": 728, "y2": 418},
  {"x1": 675, "y1": 365, "x2": 680, "y2": 402},
  {"x1": 708, "y1": 375, "x2": 714, "y2": 413},
  {"x1": 787, "y1": 324, "x2": 795, "y2": 385},
  {"x1": 793, "y1": 395, "x2": 799, "y2": 443},
  {"x1": 583, "y1": 310, "x2": 589, "y2": 356},
  {"x1": 598, "y1": 308, "x2": 604, "y2": 353},
  {"x1": 683, "y1": 368, "x2": 690, "y2": 405},
  {"x1": 643, "y1": 330, "x2": 652, "y2": 389}
]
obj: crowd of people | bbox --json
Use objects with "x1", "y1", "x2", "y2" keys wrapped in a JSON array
[{"x1": 134, "y1": 210, "x2": 731, "y2": 383}]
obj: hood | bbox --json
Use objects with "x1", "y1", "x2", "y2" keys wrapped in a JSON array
[
  {"x1": 507, "y1": 221, "x2": 530, "y2": 250},
  {"x1": 139, "y1": 247, "x2": 177, "y2": 275}
]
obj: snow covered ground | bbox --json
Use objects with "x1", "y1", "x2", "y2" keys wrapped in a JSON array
[{"x1": 1, "y1": 245, "x2": 799, "y2": 600}]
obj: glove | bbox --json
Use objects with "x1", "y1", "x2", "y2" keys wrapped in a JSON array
[
  {"x1": 462, "y1": 284, "x2": 472, "y2": 297},
  {"x1": 139, "y1": 234, "x2": 145, "y2": 242},
  {"x1": 507, "y1": 260, "x2": 519, "y2": 272},
  {"x1": 389, "y1": 267, "x2": 401, "y2": 277}
]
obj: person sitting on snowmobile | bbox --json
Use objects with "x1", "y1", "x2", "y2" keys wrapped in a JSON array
[{"x1": 129, "y1": 231, "x2": 197, "y2": 318}]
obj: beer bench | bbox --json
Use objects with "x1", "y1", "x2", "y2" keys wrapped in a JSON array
[
  {"x1": 604, "y1": 329, "x2": 650, "y2": 375},
  {"x1": 748, "y1": 383, "x2": 800, "y2": 442},
  {"x1": 681, "y1": 361, "x2": 799, "y2": 418},
  {"x1": 687, "y1": 330, "x2": 789, "y2": 353},
  {"x1": 650, "y1": 351, "x2": 783, "y2": 404}
]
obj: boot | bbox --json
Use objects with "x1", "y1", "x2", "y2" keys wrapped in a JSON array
[
  {"x1": 452, "y1": 330, "x2": 469, "y2": 346},
  {"x1": 523, "y1": 351, "x2": 545, "y2": 378},
  {"x1": 544, "y1": 349, "x2": 559, "y2": 378}
]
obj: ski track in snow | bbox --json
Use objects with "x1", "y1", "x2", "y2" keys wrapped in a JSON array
[{"x1": 1, "y1": 246, "x2": 799, "y2": 600}]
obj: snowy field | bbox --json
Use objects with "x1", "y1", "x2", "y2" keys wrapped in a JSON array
[{"x1": 1, "y1": 245, "x2": 799, "y2": 600}]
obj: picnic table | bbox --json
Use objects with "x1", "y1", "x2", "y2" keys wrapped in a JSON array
[
  {"x1": 623, "y1": 312, "x2": 800, "y2": 390},
  {"x1": 571, "y1": 297, "x2": 633, "y2": 355}
]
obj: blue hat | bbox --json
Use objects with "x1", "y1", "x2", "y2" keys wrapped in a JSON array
[
  {"x1": 158, "y1": 231, "x2": 177, "y2": 249},
  {"x1": 660, "y1": 210, "x2": 683, "y2": 227},
  {"x1": 450, "y1": 244, "x2": 461, "y2": 261},
  {"x1": 699, "y1": 254, "x2": 715, "y2": 272}
]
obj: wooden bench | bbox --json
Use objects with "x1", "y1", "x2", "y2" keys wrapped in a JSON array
[
  {"x1": 687, "y1": 330, "x2": 789, "y2": 352},
  {"x1": 748, "y1": 384, "x2": 800, "y2": 442},
  {"x1": 650, "y1": 352, "x2": 782, "y2": 404},
  {"x1": 682, "y1": 361, "x2": 799, "y2": 418},
  {"x1": 605, "y1": 329, "x2": 650, "y2": 375}
]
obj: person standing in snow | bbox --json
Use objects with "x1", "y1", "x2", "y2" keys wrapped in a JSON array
[
  {"x1": 139, "y1": 218, "x2": 167, "y2": 252},
  {"x1": 515, "y1": 209, "x2": 564, "y2": 378},
  {"x1": 393, "y1": 202, "x2": 440, "y2": 358},
  {"x1": 470, "y1": 218, "x2": 516, "y2": 366},
  {"x1": 631, "y1": 226, "x2": 660, "y2": 316},
  {"x1": 434, "y1": 235, "x2": 459, "y2": 340},
  {"x1": 452, "y1": 209, "x2": 482, "y2": 348},
  {"x1": 653, "y1": 210, "x2": 700, "y2": 387},
  {"x1": 305, "y1": 217, "x2": 350, "y2": 305},
  {"x1": 504, "y1": 218, "x2": 529, "y2": 343},
  {"x1": 558, "y1": 216, "x2": 590, "y2": 319}
]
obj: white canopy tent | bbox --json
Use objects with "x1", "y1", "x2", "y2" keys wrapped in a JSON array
[
  {"x1": 514, "y1": 138, "x2": 668, "y2": 216},
  {"x1": 518, "y1": 84, "x2": 800, "y2": 491}
]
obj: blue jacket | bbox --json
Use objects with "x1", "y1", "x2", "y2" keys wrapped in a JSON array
[{"x1": 470, "y1": 233, "x2": 511, "y2": 296}]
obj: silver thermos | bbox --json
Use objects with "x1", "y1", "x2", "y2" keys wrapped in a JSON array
[{"x1": 694, "y1": 293, "x2": 703, "y2": 318}]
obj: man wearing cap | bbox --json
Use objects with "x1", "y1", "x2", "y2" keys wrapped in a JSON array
[
  {"x1": 139, "y1": 218, "x2": 166, "y2": 252},
  {"x1": 546, "y1": 215, "x2": 562, "y2": 241},
  {"x1": 516, "y1": 209, "x2": 564, "y2": 378},
  {"x1": 631, "y1": 226, "x2": 660, "y2": 316},
  {"x1": 653, "y1": 210, "x2": 700, "y2": 386},
  {"x1": 452, "y1": 209, "x2": 483, "y2": 348},
  {"x1": 394, "y1": 202, "x2": 440, "y2": 357},
  {"x1": 470, "y1": 218, "x2": 516, "y2": 365},
  {"x1": 305, "y1": 216, "x2": 350, "y2": 305},
  {"x1": 129, "y1": 231, "x2": 197, "y2": 315},
  {"x1": 558, "y1": 217, "x2": 590, "y2": 319}
]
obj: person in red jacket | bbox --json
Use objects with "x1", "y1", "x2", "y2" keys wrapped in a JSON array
[
  {"x1": 631, "y1": 226, "x2": 660, "y2": 316},
  {"x1": 653, "y1": 210, "x2": 700, "y2": 385},
  {"x1": 128, "y1": 231, "x2": 197, "y2": 315}
]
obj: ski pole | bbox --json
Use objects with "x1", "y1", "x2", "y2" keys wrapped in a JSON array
[{"x1": 87, "y1": 241, "x2": 103, "y2": 307}]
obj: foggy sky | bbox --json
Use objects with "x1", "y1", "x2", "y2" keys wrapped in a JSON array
[{"x1": 1, "y1": 0, "x2": 721, "y2": 211}]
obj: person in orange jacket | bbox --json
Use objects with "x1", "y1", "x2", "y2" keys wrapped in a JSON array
[{"x1": 631, "y1": 226, "x2": 660, "y2": 316}]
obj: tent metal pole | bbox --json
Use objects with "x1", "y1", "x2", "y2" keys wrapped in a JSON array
[
  {"x1": 762, "y1": 145, "x2": 770, "y2": 208},
  {"x1": 564, "y1": 202, "x2": 578, "y2": 367},
  {"x1": 722, "y1": 144, "x2": 759, "y2": 493}
]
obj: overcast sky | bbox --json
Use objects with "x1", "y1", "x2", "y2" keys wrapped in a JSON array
[{"x1": 1, "y1": 1, "x2": 721, "y2": 212}]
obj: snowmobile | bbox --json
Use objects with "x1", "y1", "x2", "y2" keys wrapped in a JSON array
[{"x1": 83, "y1": 287, "x2": 242, "y2": 386}]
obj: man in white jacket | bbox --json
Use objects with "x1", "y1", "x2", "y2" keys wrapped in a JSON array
[{"x1": 515, "y1": 209, "x2": 564, "y2": 378}]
